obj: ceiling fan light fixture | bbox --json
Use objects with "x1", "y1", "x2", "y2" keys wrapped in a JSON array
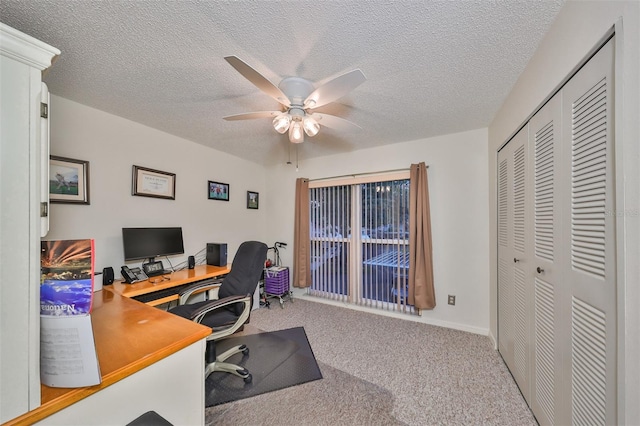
[
  {"x1": 272, "y1": 114, "x2": 291, "y2": 134},
  {"x1": 303, "y1": 116, "x2": 320, "y2": 137},
  {"x1": 289, "y1": 121, "x2": 304, "y2": 144},
  {"x1": 223, "y1": 56, "x2": 366, "y2": 147}
]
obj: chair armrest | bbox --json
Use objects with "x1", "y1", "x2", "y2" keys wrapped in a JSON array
[
  {"x1": 190, "y1": 294, "x2": 249, "y2": 321},
  {"x1": 190, "y1": 294, "x2": 253, "y2": 340},
  {"x1": 178, "y1": 278, "x2": 223, "y2": 305}
]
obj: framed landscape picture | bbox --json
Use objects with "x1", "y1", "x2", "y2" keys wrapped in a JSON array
[
  {"x1": 247, "y1": 191, "x2": 259, "y2": 209},
  {"x1": 49, "y1": 156, "x2": 90, "y2": 204},
  {"x1": 208, "y1": 181, "x2": 229, "y2": 201}
]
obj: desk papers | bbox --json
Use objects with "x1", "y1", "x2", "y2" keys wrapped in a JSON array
[
  {"x1": 40, "y1": 239, "x2": 101, "y2": 387},
  {"x1": 40, "y1": 315, "x2": 101, "y2": 387}
]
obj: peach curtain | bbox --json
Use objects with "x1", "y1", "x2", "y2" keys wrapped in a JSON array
[
  {"x1": 408, "y1": 162, "x2": 436, "y2": 309},
  {"x1": 293, "y1": 177, "x2": 311, "y2": 288}
]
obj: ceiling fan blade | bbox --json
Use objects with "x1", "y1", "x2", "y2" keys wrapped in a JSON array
[
  {"x1": 224, "y1": 56, "x2": 291, "y2": 107},
  {"x1": 304, "y1": 69, "x2": 366, "y2": 109},
  {"x1": 310, "y1": 113, "x2": 362, "y2": 132},
  {"x1": 223, "y1": 111, "x2": 281, "y2": 121}
]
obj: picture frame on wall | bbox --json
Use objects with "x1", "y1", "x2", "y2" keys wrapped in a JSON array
[
  {"x1": 132, "y1": 165, "x2": 176, "y2": 200},
  {"x1": 49, "y1": 155, "x2": 90, "y2": 205},
  {"x1": 208, "y1": 181, "x2": 229, "y2": 201},
  {"x1": 247, "y1": 191, "x2": 259, "y2": 209}
]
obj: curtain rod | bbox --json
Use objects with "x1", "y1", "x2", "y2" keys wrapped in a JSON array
[{"x1": 308, "y1": 166, "x2": 428, "y2": 182}]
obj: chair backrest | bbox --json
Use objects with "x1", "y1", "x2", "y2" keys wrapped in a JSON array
[{"x1": 217, "y1": 241, "x2": 268, "y2": 307}]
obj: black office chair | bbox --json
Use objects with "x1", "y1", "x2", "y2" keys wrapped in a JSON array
[{"x1": 168, "y1": 241, "x2": 267, "y2": 383}]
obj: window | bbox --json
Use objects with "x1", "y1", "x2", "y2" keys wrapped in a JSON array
[{"x1": 309, "y1": 174, "x2": 413, "y2": 313}]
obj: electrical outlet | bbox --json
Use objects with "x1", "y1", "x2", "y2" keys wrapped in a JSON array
[{"x1": 448, "y1": 295, "x2": 456, "y2": 305}]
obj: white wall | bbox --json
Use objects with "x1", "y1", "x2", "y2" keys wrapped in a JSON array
[
  {"x1": 265, "y1": 128, "x2": 491, "y2": 334},
  {"x1": 488, "y1": 1, "x2": 639, "y2": 423},
  {"x1": 46, "y1": 96, "x2": 269, "y2": 284},
  {"x1": 47, "y1": 95, "x2": 491, "y2": 334}
]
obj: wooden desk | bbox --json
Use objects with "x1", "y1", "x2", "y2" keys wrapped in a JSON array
[
  {"x1": 5, "y1": 290, "x2": 211, "y2": 425},
  {"x1": 110, "y1": 264, "x2": 230, "y2": 306}
]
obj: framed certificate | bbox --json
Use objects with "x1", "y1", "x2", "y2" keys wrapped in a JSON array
[{"x1": 132, "y1": 165, "x2": 176, "y2": 200}]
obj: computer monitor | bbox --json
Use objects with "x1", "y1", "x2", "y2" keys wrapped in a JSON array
[{"x1": 122, "y1": 227, "x2": 185, "y2": 262}]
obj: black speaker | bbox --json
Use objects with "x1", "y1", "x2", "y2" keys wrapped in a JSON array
[
  {"x1": 188, "y1": 255, "x2": 195, "y2": 269},
  {"x1": 206, "y1": 243, "x2": 227, "y2": 266},
  {"x1": 103, "y1": 267, "x2": 114, "y2": 285}
]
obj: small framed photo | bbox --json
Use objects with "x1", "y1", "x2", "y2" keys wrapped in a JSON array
[
  {"x1": 247, "y1": 191, "x2": 259, "y2": 209},
  {"x1": 132, "y1": 165, "x2": 176, "y2": 200},
  {"x1": 49, "y1": 156, "x2": 90, "y2": 205},
  {"x1": 208, "y1": 181, "x2": 229, "y2": 201}
]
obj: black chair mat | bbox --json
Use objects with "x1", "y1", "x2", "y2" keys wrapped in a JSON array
[{"x1": 205, "y1": 327, "x2": 323, "y2": 406}]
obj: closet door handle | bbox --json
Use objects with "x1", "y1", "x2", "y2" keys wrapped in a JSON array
[
  {"x1": 514, "y1": 258, "x2": 520, "y2": 263},
  {"x1": 536, "y1": 267, "x2": 544, "y2": 274}
]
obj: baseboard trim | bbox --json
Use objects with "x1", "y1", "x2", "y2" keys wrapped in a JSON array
[
  {"x1": 294, "y1": 293, "x2": 490, "y2": 337},
  {"x1": 487, "y1": 330, "x2": 498, "y2": 349}
]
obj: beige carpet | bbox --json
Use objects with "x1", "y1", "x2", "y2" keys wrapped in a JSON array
[{"x1": 205, "y1": 298, "x2": 536, "y2": 426}]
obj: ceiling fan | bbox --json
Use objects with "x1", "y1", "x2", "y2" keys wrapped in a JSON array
[{"x1": 223, "y1": 56, "x2": 366, "y2": 144}]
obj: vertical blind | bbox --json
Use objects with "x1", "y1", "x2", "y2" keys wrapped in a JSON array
[{"x1": 309, "y1": 176, "x2": 413, "y2": 313}]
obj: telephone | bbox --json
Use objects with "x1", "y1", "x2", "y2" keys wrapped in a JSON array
[{"x1": 121, "y1": 265, "x2": 148, "y2": 283}]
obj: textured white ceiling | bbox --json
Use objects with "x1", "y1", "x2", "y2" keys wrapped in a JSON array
[{"x1": 1, "y1": 0, "x2": 564, "y2": 166}]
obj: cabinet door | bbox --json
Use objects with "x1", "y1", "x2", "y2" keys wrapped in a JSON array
[
  {"x1": 561, "y1": 38, "x2": 616, "y2": 426},
  {"x1": 497, "y1": 125, "x2": 532, "y2": 402},
  {"x1": 40, "y1": 82, "x2": 50, "y2": 237},
  {"x1": 528, "y1": 93, "x2": 564, "y2": 426}
]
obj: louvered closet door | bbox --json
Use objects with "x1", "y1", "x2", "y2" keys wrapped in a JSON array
[
  {"x1": 498, "y1": 36, "x2": 616, "y2": 426},
  {"x1": 497, "y1": 125, "x2": 532, "y2": 402},
  {"x1": 560, "y1": 38, "x2": 616, "y2": 426},
  {"x1": 497, "y1": 144, "x2": 512, "y2": 359},
  {"x1": 528, "y1": 93, "x2": 565, "y2": 426}
]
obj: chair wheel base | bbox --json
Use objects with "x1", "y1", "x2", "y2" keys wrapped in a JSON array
[{"x1": 237, "y1": 368, "x2": 252, "y2": 383}]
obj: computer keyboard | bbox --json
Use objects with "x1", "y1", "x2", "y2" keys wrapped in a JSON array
[
  {"x1": 132, "y1": 278, "x2": 218, "y2": 303},
  {"x1": 132, "y1": 283, "x2": 189, "y2": 303},
  {"x1": 145, "y1": 269, "x2": 172, "y2": 277}
]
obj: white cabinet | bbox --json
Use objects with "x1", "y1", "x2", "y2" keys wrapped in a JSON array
[
  {"x1": 498, "y1": 38, "x2": 616, "y2": 425},
  {"x1": 0, "y1": 23, "x2": 59, "y2": 423}
]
